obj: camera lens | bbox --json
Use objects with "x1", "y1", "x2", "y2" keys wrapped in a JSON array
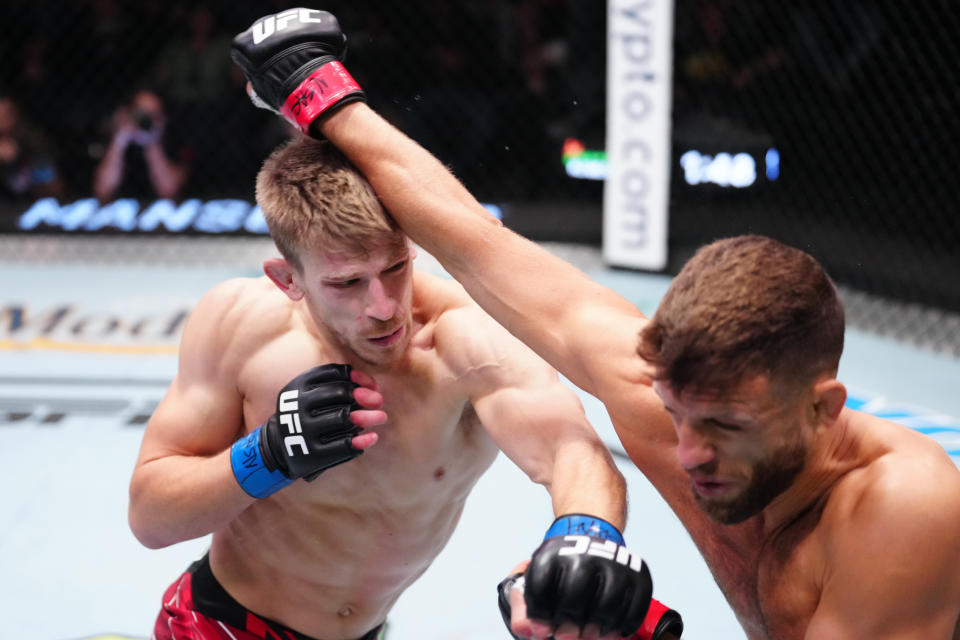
[{"x1": 134, "y1": 111, "x2": 154, "y2": 131}]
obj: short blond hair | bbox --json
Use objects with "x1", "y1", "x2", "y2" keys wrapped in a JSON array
[{"x1": 256, "y1": 137, "x2": 397, "y2": 269}]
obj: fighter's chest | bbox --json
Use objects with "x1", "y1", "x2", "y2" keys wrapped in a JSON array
[
  {"x1": 365, "y1": 374, "x2": 484, "y2": 459},
  {"x1": 700, "y1": 521, "x2": 823, "y2": 639},
  {"x1": 239, "y1": 335, "x2": 487, "y2": 452},
  {"x1": 243, "y1": 339, "x2": 447, "y2": 417}
]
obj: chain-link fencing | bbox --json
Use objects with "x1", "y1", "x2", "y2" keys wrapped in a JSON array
[{"x1": 1, "y1": 0, "x2": 958, "y2": 346}]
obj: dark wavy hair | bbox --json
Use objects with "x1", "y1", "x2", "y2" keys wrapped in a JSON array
[{"x1": 638, "y1": 235, "x2": 845, "y2": 396}]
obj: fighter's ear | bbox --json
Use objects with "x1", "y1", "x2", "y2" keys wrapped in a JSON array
[
  {"x1": 812, "y1": 378, "x2": 846, "y2": 425},
  {"x1": 264, "y1": 257, "x2": 304, "y2": 301}
]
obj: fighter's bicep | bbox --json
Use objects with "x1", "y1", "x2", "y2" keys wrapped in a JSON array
[
  {"x1": 136, "y1": 281, "x2": 250, "y2": 463},
  {"x1": 561, "y1": 302, "x2": 651, "y2": 398},
  {"x1": 471, "y1": 369, "x2": 601, "y2": 485},
  {"x1": 138, "y1": 375, "x2": 245, "y2": 464},
  {"x1": 438, "y1": 302, "x2": 598, "y2": 455}
]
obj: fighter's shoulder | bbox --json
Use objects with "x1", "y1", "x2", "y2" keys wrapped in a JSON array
[
  {"x1": 416, "y1": 272, "x2": 549, "y2": 384},
  {"x1": 415, "y1": 271, "x2": 488, "y2": 333},
  {"x1": 187, "y1": 276, "x2": 291, "y2": 340},
  {"x1": 413, "y1": 270, "x2": 471, "y2": 307},
  {"x1": 872, "y1": 436, "x2": 960, "y2": 510},
  {"x1": 825, "y1": 423, "x2": 960, "y2": 544}
]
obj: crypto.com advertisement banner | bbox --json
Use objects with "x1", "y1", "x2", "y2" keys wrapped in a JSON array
[{"x1": 604, "y1": 0, "x2": 674, "y2": 270}]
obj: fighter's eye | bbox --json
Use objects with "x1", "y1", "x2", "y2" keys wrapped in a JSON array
[{"x1": 709, "y1": 419, "x2": 741, "y2": 431}]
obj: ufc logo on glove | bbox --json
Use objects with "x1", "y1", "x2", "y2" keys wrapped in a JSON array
[
  {"x1": 252, "y1": 8, "x2": 325, "y2": 44},
  {"x1": 558, "y1": 535, "x2": 646, "y2": 572},
  {"x1": 278, "y1": 390, "x2": 308, "y2": 456},
  {"x1": 230, "y1": 364, "x2": 364, "y2": 498}
]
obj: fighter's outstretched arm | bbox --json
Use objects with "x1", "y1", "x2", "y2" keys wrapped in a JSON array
[
  {"x1": 322, "y1": 103, "x2": 646, "y2": 398},
  {"x1": 230, "y1": 5, "x2": 652, "y2": 407},
  {"x1": 434, "y1": 298, "x2": 681, "y2": 639}
]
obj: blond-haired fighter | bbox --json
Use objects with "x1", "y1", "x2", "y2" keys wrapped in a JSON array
[{"x1": 131, "y1": 111, "x2": 676, "y2": 639}]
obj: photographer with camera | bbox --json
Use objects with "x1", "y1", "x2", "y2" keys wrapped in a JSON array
[{"x1": 93, "y1": 88, "x2": 191, "y2": 202}]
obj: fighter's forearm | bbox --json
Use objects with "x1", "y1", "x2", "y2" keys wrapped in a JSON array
[
  {"x1": 319, "y1": 103, "x2": 499, "y2": 272},
  {"x1": 128, "y1": 450, "x2": 254, "y2": 549},
  {"x1": 548, "y1": 437, "x2": 628, "y2": 531}
]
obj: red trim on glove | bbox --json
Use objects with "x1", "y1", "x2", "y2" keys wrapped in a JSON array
[
  {"x1": 634, "y1": 598, "x2": 671, "y2": 640},
  {"x1": 280, "y1": 61, "x2": 362, "y2": 133}
]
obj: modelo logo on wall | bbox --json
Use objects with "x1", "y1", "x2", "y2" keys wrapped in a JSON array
[
  {"x1": 12, "y1": 197, "x2": 269, "y2": 234},
  {"x1": 0, "y1": 302, "x2": 188, "y2": 353}
]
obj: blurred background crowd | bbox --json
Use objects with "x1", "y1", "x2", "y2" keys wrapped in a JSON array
[
  {"x1": 0, "y1": 0, "x2": 611, "y2": 204},
  {"x1": 1, "y1": 0, "x2": 958, "y2": 315}
]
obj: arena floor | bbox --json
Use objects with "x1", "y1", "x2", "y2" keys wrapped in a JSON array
[{"x1": 1, "y1": 236, "x2": 958, "y2": 640}]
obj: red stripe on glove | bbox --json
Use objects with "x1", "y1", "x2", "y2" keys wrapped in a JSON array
[{"x1": 281, "y1": 61, "x2": 362, "y2": 133}]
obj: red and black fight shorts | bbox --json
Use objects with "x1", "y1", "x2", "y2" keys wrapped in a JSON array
[{"x1": 153, "y1": 554, "x2": 385, "y2": 640}]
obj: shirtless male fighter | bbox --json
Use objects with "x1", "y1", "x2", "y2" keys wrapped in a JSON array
[
  {"x1": 129, "y1": 56, "x2": 681, "y2": 640},
  {"x1": 230, "y1": 7, "x2": 960, "y2": 639}
]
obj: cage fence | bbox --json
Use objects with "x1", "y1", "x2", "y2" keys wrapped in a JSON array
[{"x1": 1, "y1": 0, "x2": 957, "y2": 353}]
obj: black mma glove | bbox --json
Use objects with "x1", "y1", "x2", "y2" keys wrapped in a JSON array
[
  {"x1": 230, "y1": 364, "x2": 363, "y2": 498},
  {"x1": 231, "y1": 7, "x2": 365, "y2": 135},
  {"x1": 498, "y1": 576, "x2": 683, "y2": 640},
  {"x1": 498, "y1": 514, "x2": 654, "y2": 637}
]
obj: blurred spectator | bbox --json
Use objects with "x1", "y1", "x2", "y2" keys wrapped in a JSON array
[
  {"x1": 399, "y1": 0, "x2": 504, "y2": 193},
  {"x1": 13, "y1": 36, "x2": 58, "y2": 132},
  {"x1": 150, "y1": 3, "x2": 286, "y2": 198},
  {"x1": 9, "y1": 30, "x2": 92, "y2": 194},
  {"x1": 152, "y1": 5, "x2": 234, "y2": 111},
  {"x1": 92, "y1": 89, "x2": 193, "y2": 202},
  {"x1": 673, "y1": 0, "x2": 790, "y2": 135},
  {"x1": 511, "y1": 0, "x2": 569, "y2": 104},
  {"x1": 65, "y1": 0, "x2": 146, "y2": 134},
  {"x1": 342, "y1": 5, "x2": 408, "y2": 111},
  {"x1": 561, "y1": 0, "x2": 607, "y2": 140},
  {"x1": 673, "y1": 0, "x2": 737, "y2": 116},
  {"x1": 0, "y1": 94, "x2": 63, "y2": 202}
]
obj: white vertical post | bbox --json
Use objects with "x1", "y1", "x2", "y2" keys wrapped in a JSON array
[{"x1": 603, "y1": 0, "x2": 675, "y2": 270}]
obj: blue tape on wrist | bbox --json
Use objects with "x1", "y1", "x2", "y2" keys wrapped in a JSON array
[
  {"x1": 543, "y1": 514, "x2": 625, "y2": 545},
  {"x1": 230, "y1": 427, "x2": 292, "y2": 499}
]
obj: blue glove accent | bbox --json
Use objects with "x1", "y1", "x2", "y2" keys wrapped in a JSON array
[
  {"x1": 543, "y1": 514, "x2": 625, "y2": 546},
  {"x1": 231, "y1": 427, "x2": 293, "y2": 498}
]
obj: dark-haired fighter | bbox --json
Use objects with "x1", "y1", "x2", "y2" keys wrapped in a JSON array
[{"x1": 231, "y1": 6, "x2": 960, "y2": 639}]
